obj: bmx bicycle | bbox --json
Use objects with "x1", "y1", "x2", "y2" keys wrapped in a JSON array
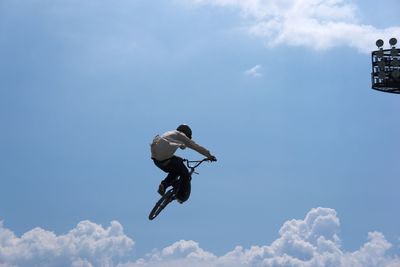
[{"x1": 148, "y1": 158, "x2": 211, "y2": 220}]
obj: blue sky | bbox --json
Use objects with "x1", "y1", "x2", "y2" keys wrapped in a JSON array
[{"x1": 0, "y1": 0, "x2": 400, "y2": 266}]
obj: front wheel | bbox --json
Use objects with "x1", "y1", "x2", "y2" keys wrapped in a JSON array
[{"x1": 148, "y1": 190, "x2": 174, "y2": 220}]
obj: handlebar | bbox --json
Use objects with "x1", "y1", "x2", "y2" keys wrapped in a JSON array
[{"x1": 183, "y1": 158, "x2": 212, "y2": 169}]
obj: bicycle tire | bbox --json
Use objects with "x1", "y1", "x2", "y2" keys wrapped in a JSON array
[{"x1": 148, "y1": 190, "x2": 174, "y2": 220}]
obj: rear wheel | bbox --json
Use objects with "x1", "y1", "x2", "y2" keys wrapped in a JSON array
[{"x1": 148, "y1": 190, "x2": 174, "y2": 220}]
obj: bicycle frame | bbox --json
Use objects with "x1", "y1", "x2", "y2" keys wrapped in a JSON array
[{"x1": 184, "y1": 158, "x2": 209, "y2": 176}]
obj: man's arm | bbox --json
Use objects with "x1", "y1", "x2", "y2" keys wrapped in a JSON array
[{"x1": 175, "y1": 132, "x2": 215, "y2": 160}]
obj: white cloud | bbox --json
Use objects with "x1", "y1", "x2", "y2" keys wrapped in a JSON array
[
  {"x1": 124, "y1": 208, "x2": 399, "y2": 267},
  {"x1": 190, "y1": 0, "x2": 400, "y2": 53},
  {"x1": 0, "y1": 220, "x2": 134, "y2": 267},
  {"x1": 244, "y1": 64, "x2": 263, "y2": 77},
  {"x1": 1, "y1": 208, "x2": 399, "y2": 267}
]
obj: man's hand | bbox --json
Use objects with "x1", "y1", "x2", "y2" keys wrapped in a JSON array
[{"x1": 208, "y1": 155, "x2": 217, "y2": 162}]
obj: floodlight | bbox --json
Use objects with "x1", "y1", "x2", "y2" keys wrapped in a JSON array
[
  {"x1": 391, "y1": 59, "x2": 399, "y2": 67},
  {"x1": 377, "y1": 50, "x2": 384, "y2": 58},
  {"x1": 378, "y1": 61, "x2": 385, "y2": 69},
  {"x1": 391, "y1": 48, "x2": 399, "y2": 56},
  {"x1": 389, "y1": 38, "x2": 398, "y2": 46},
  {"x1": 378, "y1": 71, "x2": 386, "y2": 79},
  {"x1": 376, "y1": 39, "x2": 384, "y2": 48},
  {"x1": 392, "y1": 70, "x2": 400, "y2": 79}
]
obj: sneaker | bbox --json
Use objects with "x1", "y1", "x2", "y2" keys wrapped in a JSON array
[{"x1": 157, "y1": 183, "x2": 165, "y2": 196}]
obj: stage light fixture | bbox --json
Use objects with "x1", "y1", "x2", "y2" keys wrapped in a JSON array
[
  {"x1": 389, "y1": 38, "x2": 397, "y2": 46},
  {"x1": 371, "y1": 37, "x2": 400, "y2": 94},
  {"x1": 391, "y1": 59, "x2": 399, "y2": 67},
  {"x1": 376, "y1": 39, "x2": 384, "y2": 48}
]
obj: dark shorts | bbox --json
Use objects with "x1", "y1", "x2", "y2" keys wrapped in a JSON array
[{"x1": 152, "y1": 156, "x2": 191, "y2": 202}]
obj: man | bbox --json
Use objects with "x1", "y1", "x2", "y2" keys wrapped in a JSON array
[{"x1": 150, "y1": 124, "x2": 216, "y2": 203}]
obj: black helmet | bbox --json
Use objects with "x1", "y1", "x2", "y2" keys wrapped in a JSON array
[{"x1": 176, "y1": 124, "x2": 192, "y2": 139}]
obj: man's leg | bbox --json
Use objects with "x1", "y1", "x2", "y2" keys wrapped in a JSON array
[
  {"x1": 163, "y1": 156, "x2": 189, "y2": 186},
  {"x1": 153, "y1": 156, "x2": 189, "y2": 196},
  {"x1": 176, "y1": 174, "x2": 191, "y2": 203},
  {"x1": 153, "y1": 158, "x2": 177, "y2": 195},
  {"x1": 166, "y1": 157, "x2": 191, "y2": 202},
  {"x1": 162, "y1": 172, "x2": 179, "y2": 189}
]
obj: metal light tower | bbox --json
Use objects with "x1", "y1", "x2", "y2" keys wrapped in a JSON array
[{"x1": 371, "y1": 37, "x2": 400, "y2": 94}]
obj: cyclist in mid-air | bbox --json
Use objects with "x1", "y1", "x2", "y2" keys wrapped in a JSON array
[{"x1": 150, "y1": 124, "x2": 217, "y2": 203}]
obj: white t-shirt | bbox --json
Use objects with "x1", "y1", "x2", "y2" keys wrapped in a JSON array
[{"x1": 151, "y1": 130, "x2": 212, "y2": 161}]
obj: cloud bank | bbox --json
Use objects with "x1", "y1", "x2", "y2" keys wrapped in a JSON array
[
  {"x1": 190, "y1": 0, "x2": 400, "y2": 52},
  {"x1": 1, "y1": 208, "x2": 399, "y2": 267},
  {"x1": 0, "y1": 220, "x2": 134, "y2": 267}
]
